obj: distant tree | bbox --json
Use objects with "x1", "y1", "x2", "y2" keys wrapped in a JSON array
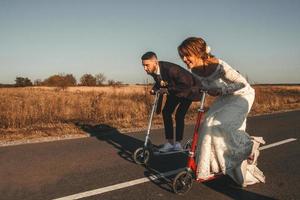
[
  {"x1": 15, "y1": 77, "x2": 33, "y2": 87},
  {"x1": 15, "y1": 77, "x2": 24, "y2": 87},
  {"x1": 34, "y1": 79, "x2": 43, "y2": 86},
  {"x1": 107, "y1": 79, "x2": 123, "y2": 87},
  {"x1": 64, "y1": 74, "x2": 77, "y2": 86},
  {"x1": 107, "y1": 79, "x2": 115, "y2": 86},
  {"x1": 95, "y1": 73, "x2": 106, "y2": 85},
  {"x1": 43, "y1": 74, "x2": 77, "y2": 89},
  {"x1": 43, "y1": 75, "x2": 59, "y2": 86},
  {"x1": 24, "y1": 78, "x2": 33, "y2": 86},
  {"x1": 80, "y1": 74, "x2": 96, "y2": 86},
  {"x1": 115, "y1": 81, "x2": 123, "y2": 85}
]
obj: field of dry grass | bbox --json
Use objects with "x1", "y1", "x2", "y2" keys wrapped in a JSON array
[{"x1": 0, "y1": 85, "x2": 299, "y2": 143}]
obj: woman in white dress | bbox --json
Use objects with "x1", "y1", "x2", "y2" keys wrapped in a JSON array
[{"x1": 177, "y1": 37, "x2": 266, "y2": 187}]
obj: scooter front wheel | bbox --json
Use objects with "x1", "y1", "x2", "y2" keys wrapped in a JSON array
[
  {"x1": 133, "y1": 147, "x2": 150, "y2": 165},
  {"x1": 173, "y1": 171, "x2": 193, "y2": 195}
]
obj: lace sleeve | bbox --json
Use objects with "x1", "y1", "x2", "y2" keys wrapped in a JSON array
[{"x1": 219, "y1": 63, "x2": 248, "y2": 95}]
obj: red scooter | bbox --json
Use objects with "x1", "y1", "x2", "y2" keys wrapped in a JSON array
[{"x1": 172, "y1": 91, "x2": 223, "y2": 195}]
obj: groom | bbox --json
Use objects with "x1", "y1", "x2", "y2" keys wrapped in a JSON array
[{"x1": 141, "y1": 51, "x2": 202, "y2": 152}]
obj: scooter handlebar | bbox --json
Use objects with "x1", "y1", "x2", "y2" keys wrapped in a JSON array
[{"x1": 152, "y1": 88, "x2": 168, "y2": 95}]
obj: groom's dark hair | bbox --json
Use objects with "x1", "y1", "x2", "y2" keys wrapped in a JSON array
[{"x1": 141, "y1": 51, "x2": 157, "y2": 60}]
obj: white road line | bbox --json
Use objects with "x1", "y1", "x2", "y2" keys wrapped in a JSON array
[
  {"x1": 53, "y1": 138, "x2": 298, "y2": 200},
  {"x1": 53, "y1": 168, "x2": 184, "y2": 200},
  {"x1": 259, "y1": 138, "x2": 297, "y2": 150}
]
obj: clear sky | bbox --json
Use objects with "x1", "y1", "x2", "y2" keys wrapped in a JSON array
[{"x1": 0, "y1": 0, "x2": 300, "y2": 84}]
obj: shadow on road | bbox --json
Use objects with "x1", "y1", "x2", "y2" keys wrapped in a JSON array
[
  {"x1": 75, "y1": 123, "x2": 143, "y2": 164},
  {"x1": 145, "y1": 171, "x2": 276, "y2": 199},
  {"x1": 202, "y1": 176, "x2": 276, "y2": 200},
  {"x1": 76, "y1": 123, "x2": 274, "y2": 199},
  {"x1": 75, "y1": 123, "x2": 187, "y2": 170}
]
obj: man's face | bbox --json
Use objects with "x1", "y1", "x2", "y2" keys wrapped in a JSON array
[{"x1": 142, "y1": 58, "x2": 158, "y2": 74}]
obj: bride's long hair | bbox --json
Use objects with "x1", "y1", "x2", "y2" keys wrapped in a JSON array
[{"x1": 178, "y1": 37, "x2": 214, "y2": 63}]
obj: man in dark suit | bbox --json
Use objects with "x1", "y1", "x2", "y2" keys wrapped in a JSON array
[{"x1": 141, "y1": 51, "x2": 202, "y2": 152}]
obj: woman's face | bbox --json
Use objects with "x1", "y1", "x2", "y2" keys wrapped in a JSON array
[{"x1": 182, "y1": 55, "x2": 203, "y2": 69}]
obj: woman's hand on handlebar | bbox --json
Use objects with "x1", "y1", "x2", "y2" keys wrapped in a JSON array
[{"x1": 207, "y1": 88, "x2": 222, "y2": 96}]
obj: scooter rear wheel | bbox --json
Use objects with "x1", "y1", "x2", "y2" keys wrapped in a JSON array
[
  {"x1": 173, "y1": 171, "x2": 193, "y2": 195},
  {"x1": 133, "y1": 147, "x2": 150, "y2": 165}
]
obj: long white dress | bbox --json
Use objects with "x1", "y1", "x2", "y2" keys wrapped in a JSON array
[{"x1": 194, "y1": 59, "x2": 266, "y2": 187}]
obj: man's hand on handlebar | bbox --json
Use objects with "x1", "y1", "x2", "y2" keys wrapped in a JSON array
[
  {"x1": 158, "y1": 88, "x2": 168, "y2": 95},
  {"x1": 150, "y1": 88, "x2": 168, "y2": 95}
]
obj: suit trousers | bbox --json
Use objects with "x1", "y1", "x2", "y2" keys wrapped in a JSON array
[{"x1": 162, "y1": 94, "x2": 192, "y2": 142}]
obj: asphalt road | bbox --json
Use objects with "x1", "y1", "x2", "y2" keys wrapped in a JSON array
[{"x1": 0, "y1": 110, "x2": 299, "y2": 200}]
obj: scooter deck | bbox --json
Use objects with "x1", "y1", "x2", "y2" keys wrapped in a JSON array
[
  {"x1": 196, "y1": 172, "x2": 223, "y2": 182},
  {"x1": 152, "y1": 149, "x2": 189, "y2": 156}
]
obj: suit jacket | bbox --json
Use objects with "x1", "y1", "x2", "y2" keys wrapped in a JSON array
[{"x1": 151, "y1": 61, "x2": 202, "y2": 101}]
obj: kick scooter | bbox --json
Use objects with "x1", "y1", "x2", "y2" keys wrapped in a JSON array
[
  {"x1": 172, "y1": 91, "x2": 223, "y2": 195},
  {"x1": 133, "y1": 89, "x2": 192, "y2": 165}
]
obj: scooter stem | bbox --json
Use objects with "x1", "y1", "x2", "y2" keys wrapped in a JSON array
[
  {"x1": 144, "y1": 92, "x2": 159, "y2": 147},
  {"x1": 187, "y1": 92, "x2": 207, "y2": 171}
]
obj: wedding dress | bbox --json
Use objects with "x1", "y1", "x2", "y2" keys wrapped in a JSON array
[{"x1": 193, "y1": 59, "x2": 266, "y2": 186}]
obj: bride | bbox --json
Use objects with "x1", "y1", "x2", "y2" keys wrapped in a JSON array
[{"x1": 177, "y1": 37, "x2": 265, "y2": 187}]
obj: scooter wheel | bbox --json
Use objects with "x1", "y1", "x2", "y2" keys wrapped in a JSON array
[
  {"x1": 173, "y1": 171, "x2": 193, "y2": 195},
  {"x1": 133, "y1": 147, "x2": 150, "y2": 165}
]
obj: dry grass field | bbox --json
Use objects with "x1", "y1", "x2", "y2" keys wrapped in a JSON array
[{"x1": 0, "y1": 85, "x2": 299, "y2": 143}]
